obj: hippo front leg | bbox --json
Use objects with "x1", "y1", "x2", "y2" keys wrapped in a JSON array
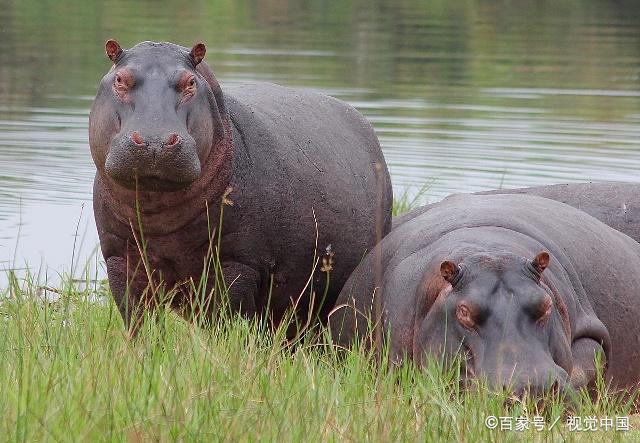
[
  {"x1": 106, "y1": 256, "x2": 151, "y2": 337},
  {"x1": 570, "y1": 338, "x2": 605, "y2": 389}
]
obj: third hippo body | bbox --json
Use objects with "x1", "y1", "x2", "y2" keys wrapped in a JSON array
[
  {"x1": 330, "y1": 193, "x2": 640, "y2": 391},
  {"x1": 395, "y1": 182, "x2": 640, "y2": 241},
  {"x1": 91, "y1": 41, "x2": 392, "y2": 333}
]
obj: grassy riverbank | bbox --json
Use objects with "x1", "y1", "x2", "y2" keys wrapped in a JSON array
[
  {"x1": 1, "y1": 274, "x2": 638, "y2": 442},
  {"x1": 1, "y1": 194, "x2": 639, "y2": 441}
]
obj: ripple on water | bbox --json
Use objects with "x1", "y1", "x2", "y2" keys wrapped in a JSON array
[{"x1": 1, "y1": 0, "x2": 640, "y2": 287}]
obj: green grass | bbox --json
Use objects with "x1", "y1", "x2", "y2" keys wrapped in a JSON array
[
  {"x1": 1, "y1": 193, "x2": 638, "y2": 441},
  {"x1": 392, "y1": 183, "x2": 432, "y2": 216},
  {"x1": 1, "y1": 272, "x2": 639, "y2": 442}
]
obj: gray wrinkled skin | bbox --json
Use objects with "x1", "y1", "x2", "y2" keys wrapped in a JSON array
[
  {"x1": 90, "y1": 41, "x2": 393, "y2": 335},
  {"x1": 395, "y1": 182, "x2": 640, "y2": 238},
  {"x1": 330, "y1": 193, "x2": 640, "y2": 393}
]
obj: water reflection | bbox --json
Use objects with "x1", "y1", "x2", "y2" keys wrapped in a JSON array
[{"x1": 1, "y1": 0, "x2": 640, "y2": 286}]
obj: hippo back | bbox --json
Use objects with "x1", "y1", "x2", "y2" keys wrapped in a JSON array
[
  {"x1": 220, "y1": 82, "x2": 393, "y2": 322},
  {"x1": 394, "y1": 182, "x2": 640, "y2": 243}
]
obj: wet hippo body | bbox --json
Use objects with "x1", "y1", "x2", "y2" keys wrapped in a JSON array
[
  {"x1": 90, "y1": 40, "x2": 392, "y2": 334},
  {"x1": 330, "y1": 193, "x2": 640, "y2": 393},
  {"x1": 395, "y1": 182, "x2": 640, "y2": 241}
]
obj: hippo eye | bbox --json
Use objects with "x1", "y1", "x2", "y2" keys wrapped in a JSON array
[
  {"x1": 182, "y1": 75, "x2": 196, "y2": 91},
  {"x1": 113, "y1": 73, "x2": 130, "y2": 99},
  {"x1": 456, "y1": 303, "x2": 476, "y2": 331},
  {"x1": 535, "y1": 296, "x2": 553, "y2": 325},
  {"x1": 180, "y1": 76, "x2": 197, "y2": 104},
  {"x1": 114, "y1": 73, "x2": 127, "y2": 89}
]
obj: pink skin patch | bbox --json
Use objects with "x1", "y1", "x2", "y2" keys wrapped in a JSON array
[{"x1": 131, "y1": 131, "x2": 145, "y2": 146}]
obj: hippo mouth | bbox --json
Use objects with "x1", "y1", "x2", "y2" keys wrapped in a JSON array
[
  {"x1": 106, "y1": 168, "x2": 198, "y2": 192},
  {"x1": 104, "y1": 148, "x2": 202, "y2": 192}
]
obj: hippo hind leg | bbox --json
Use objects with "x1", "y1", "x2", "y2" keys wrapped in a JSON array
[
  {"x1": 570, "y1": 338, "x2": 605, "y2": 389},
  {"x1": 219, "y1": 262, "x2": 259, "y2": 317},
  {"x1": 181, "y1": 261, "x2": 260, "y2": 326}
]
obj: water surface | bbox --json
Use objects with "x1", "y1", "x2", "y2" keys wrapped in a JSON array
[{"x1": 1, "y1": 0, "x2": 640, "y2": 286}]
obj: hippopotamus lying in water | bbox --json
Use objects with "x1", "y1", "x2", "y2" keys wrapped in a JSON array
[
  {"x1": 329, "y1": 193, "x2": 640, "y2": 394},
  {"x1": 90, "y1": 40, "x2": 392, "y2": 334}
]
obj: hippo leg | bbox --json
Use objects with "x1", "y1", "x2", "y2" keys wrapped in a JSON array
[
  {"x1": 220, "y1": 261, "x2": 259, "y2": 317},
  {"x1": 178, "y1": 262, "x2": 259, "y2": 326},
  {"x1": 570, "y1": 338, "x2": 605, "y2": 389},
  {"x1": 106, "y1": 256, "x2": 151, "y2": 337}
]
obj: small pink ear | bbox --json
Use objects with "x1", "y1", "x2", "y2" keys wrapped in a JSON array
[
  {"x1": 532, "y1": 251, "x2": 550, "y2": 274},
  {"x1": 105, "y1": 39, "x2": 123, "y2": 62},
  {"x1": 440, "y1": 260, "x2": 460, "y2": 284},
  {"x1": 190, "y1": 42, "x2": 206, "y2": 65}
]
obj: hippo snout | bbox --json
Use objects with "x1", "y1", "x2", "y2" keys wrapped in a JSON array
[
  {"x1": 505, "y1": 369, "x2": 570, "y2": 398},
  {"x1": 105, "y1": 130, "x2": 201, "y2": 191},
  {"x1": 482, "y1": 361, "x2": 571, "y2": 397}
]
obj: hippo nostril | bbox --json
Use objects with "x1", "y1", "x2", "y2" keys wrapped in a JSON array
[
  {"x1": 131, "y1": 131, "x2": 145, "y2": 146},
  {"x1": 165, "y1": 133, "x2": 180, "y2": 147}
]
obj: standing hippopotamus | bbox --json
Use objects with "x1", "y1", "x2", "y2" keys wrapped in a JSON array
[
  {"x1": 90, "y1": 40, "x2": 392, "y2": 335},
  {"x1": 395, "y1": 182, "x2": 640, "y2": 241},
  {"x1": 330, "y1": 193, "x2": 640, "y2": 393}
]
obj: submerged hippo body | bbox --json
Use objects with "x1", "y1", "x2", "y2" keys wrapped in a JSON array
[
  {"x1": 395, "y1": 182, "x2": 640, "y2": 241},
  {"x1": 330, "y1": 194, "x2": 640, "y2": 392},
  {"x1": 90, "y1": 41, "x2": 392, "y2": 333}
]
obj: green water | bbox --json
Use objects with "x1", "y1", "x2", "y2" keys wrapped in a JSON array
[{"x1": 1, "y1": 0, "x2": 639, "y2": 278}]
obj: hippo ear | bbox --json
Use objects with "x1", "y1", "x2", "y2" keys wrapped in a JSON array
[
  {"x1": 190, "y1": 42, "x2": 206, "y2": 66},
  {"x1": 440, "y1": 260, "x2": 462, "y2": 286},
  {"x1": 531, "y1": 251, "x2": 550, "y2": 275},
  {"x1": 105, "y1": 39, "x2": 123, "y2": 63}
]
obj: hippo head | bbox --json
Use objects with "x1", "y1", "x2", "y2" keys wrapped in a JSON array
[
  {"x1": 414, "y1": 251, "x2": 575, "y2": 395},
  {"x1": 89, "y1": 40, "x2": 226, "y2": 192}
]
